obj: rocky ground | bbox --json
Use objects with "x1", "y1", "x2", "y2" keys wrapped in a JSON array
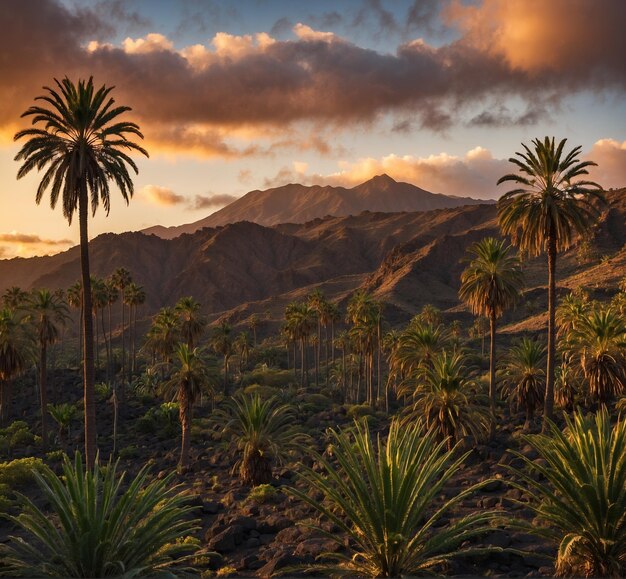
[{"x1": 0, "y1": 370, "x2": 559, "y2": 578}]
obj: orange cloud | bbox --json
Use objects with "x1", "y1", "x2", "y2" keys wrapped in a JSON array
[
  {"x1": 139, "y1": 185, "x2": 186, "y2": 206},
  {"x1": 0, "y1": 232, "x2": 74, "y2": 259},
  {"x1": 586, "y1": 139, "x2": 626, "y2": 190}
]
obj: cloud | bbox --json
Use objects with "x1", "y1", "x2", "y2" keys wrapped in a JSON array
[
  {"x1": 191, "y1": 193, "x2": 238, "y2": 210},
  {"x1": 1, "y1": 0, "x2": 625, "y2": 156},
  {"x1": 264, "y1": 146, "x2": 514, "y2": 198},
  {"x1": 139, "y1": 185, "x2": 186, "y2": 206},
  {"x1": 0, "y1": 232, "x2": 74, "y2": 259},
  {"x1": 0, "y1": 233, "x2": 73, "y2": 245},
  {"x1": 586, "y1": 139, "x2": 626, "y2": 190}
]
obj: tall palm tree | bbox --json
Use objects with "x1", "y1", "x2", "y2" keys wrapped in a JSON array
[
  {"x1": 90, "y1": 276, "x2": 107, "y2": 371},
  {"x1": 210, "y1": 321, "x2": 233, "y2": 395},
  {"x1": 125, "y1": 282, "x2": 146, "y2": 374},
  {"x1": 111, "y1": 267, "x2": 132, "y2": 378},
  {"x1": 143, "y1": 307, "x2": 180, "y2": 370},
  {"x1": 174, "y1": 296, "x2": 205, "y2": 350},
  {"x1": 497, "y1": 137, "x2": 604, "y2": 427},
  {"x1": 66, "y1": 281, "x2": 83, "y2": 365},
  {"x1": 234, "y1": 331, "x2": 253, "y2": 372},
  {"x1": 162, "y1": 344, "x2": 213, "y2": 469},
  {"x1": 248, "y1": 314, "x2": 260, "y2": 348},
  {"x1": 104, "y1": 278, "x2": 118, "y2": 377},
  {"x1": 285, "y1": 302, "x2": 315, "y2": 387},
  {"x1": 27, "y1": 289, "x2": 69, "y2": 449},
  {"x1": 0, "y1": 308, "x2": 33, "y2": 424},
  {"x1": 14, "y1": 77, "x2": 147, "y2": 467},
  {"x1": 459, "y1": 237, "x2": 524, "y2": 421}
]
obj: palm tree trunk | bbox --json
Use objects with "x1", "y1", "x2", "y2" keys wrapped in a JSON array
[
  {"x1": 179, "y1": 389, "x2": 191, "y2": 469},
  {"x1": 39, "y1": 342, "x2": 48, "y2": 450},
  {"x1": 79, "y1": 188, "x2": 97, "y2": 469},
  {"x1": 223, "y1": 356, "x2": 229, "y2": 395},
  {"x1": 0, "y1": 381, "x2": 10, "y2": 425},
  {"x1": 107, "y1": 303, "x2": 112, "y2": 382},
  {"x1": 544, "y1": 234, "x2": 557, "y2": 428},
  {"x1": 94, "y1": 307, "x2": 100, "y2": 370},
  {"x1": 101, "y1": 308, "x2": 108, "y2": 380},
  {"x1": 315, "y1": 321, "x2": 320, "y2": 388},
  {"x1": 489, "y1": 312, "x2": 497, "y2": 438}
]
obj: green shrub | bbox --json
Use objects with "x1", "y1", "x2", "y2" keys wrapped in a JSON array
[
  {"x1": 137, "y1": 402, "x2": 180, "y2": 438},
  {"x1": 299, "y1": 393, "x2": 331, "y2": 413},
  {"x1": 242, "y1": 383, "x2": 279, "y2": 399},
  {"x1": 46, "y1": 450, "x2": 67, "y2": 464},
  {"x1": 0, "y1": 457, "x2": 45, "y2": 513},
  {"x1": 118, "y1": 445, "x2": 140, "y2": 459},
  {"x1": 247, "y1": 483, "x2": 278, "y2": 504},
  {"x1": 241, "y1": 368, "x2": 296, "y2": 389},
  {"x1": 345, "y1": 403, "x2": 376, "y2": 419}
]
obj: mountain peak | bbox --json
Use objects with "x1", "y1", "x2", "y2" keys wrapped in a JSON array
[{"x1": 362, "y1": 173, "x2": 397, "y2": 187}]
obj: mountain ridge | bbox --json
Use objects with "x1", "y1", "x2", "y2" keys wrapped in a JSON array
[{"x1": 142, "y1": 174, "x2": 493, "y2": 239}]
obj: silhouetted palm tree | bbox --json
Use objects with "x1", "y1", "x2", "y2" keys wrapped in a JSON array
[
  {"x1": 112, "y1": 267, "x2": 132, "y2": 379},
  {"x1": 459, "y1": 237, "x2": 524, "y2": 422},
  {"x1": 211, "y1": 321, "x2": 233, "y2": 395},
  {"x1": 162, "y1": 344, "x2": 213, "y2": 469},
  {"x1": 14, "y1": 77, "x2": 147, "y2": 466},
  {"x1": 27, "y1": 289, "x2": 69, "y2": 448},
  {"x1": 0, "y1": 308, "x2": 33, "y2": 424},
  {"x1": 497, "y1": 137, "x2": 603, "y2": 427},
  {"x1": 125, "y1": 282, "x2": 146, "y2": 374},
  {"x1": 174, "y1": 296, "x2": 205, "y2": 350}
]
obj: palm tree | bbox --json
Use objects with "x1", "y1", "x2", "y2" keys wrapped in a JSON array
[
  {"x1": 27, "y1": 289, "x2": 69, "y2": 449},
  {"x1": 104, "y1": 278, "x2": 118, "y2": 376},
  {"x1": 401, "y1": 350, "x2": 491, "y2": 449},
  {"x1": 66, "y1": 282, "x2": 82, "y2": 365},
  {"x1": 501, "y1": 338, "x2": 546, "y2": 428},
  {"x1": 90, "y1": 277, "x2": 107, "y2": 371},
  {"x1": 507, "y1": 409, "x2": 626, "y2": 577},
  {"x1": 248, "y1": 314, "x2": 260, "y2": 348},
  {"x1": 0, "y1": 308, "x2": 33, "y2": 424},
  {"x1": 143, "y1": 307, "x2": 180, "y2": 370},
  {"x1": 566, "y1": 307, "x2": 626, "y2": 406},
  {"x1": 111, "y1": 267, "x2": 132, "y2": 378},
  {"x1": 459, "y1": 237, "x2": 524, "y2": 421},
  {"x1": 15, "y1": 77, "x2": 148, "y2": 467},
  {"x1": 174, "y1": 296, "x2": 205, "y2": 350},
  {"x1": 497, "y1": 137, "x2": 604, "y2": 427},
  {"x1": 234, "y1": 331, "x2": 253, "y2": 372},
  {"x1": 2, "y1": 287, "x2": 28, "y2": 310},
  {"x1": 419, "y1": 304, "x2": 441, "y2": 326},
  {"x1": 289, "y1": 418, "x2": 499, "y2": 577},
  {"x1": 162, "y1": 344, "x2": 213, "y2": 469},
  {"x1": 210, "y1": 321, "x2": 233, "y2": 395},
  {"x1": 125, "y1": 282, "x2": 146, "y2": 374},
  {"x1": 393, "y1": 321, "x2": 448, "y2": 379},
  {"x1": 214, "y1": 394, "x2": 307, "y2": 485},
  {"x1": 285, "y1": 302, "x2": 315, "y2": 387}
]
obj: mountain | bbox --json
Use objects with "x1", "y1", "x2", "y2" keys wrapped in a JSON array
[
  {"x1": 1, "y1": 189, "x2": 623, "y2": 336},
  {"x1": 142, "y1": 174, "x2": 491, "y2": 239}
]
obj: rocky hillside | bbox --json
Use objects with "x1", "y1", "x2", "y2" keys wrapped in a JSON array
[
  {"x1": 143, "y1": 174, "x2": 489, "y2": 239},
  {"x1": 0, "y1": 189, "x2": 623, "y2": 333}
]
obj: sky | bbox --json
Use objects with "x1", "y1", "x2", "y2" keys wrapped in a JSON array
[{"x1": 0, "y1": 0, "x2": 625, "y2": 258}]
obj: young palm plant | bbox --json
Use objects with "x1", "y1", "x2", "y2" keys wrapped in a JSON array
[
  {"x1": 501, "y1": 337, "x2": 546, "y2": 428},
  {"x1": 14, "y1": 78, "x2": 148, "y2": 467},
  {"x1": 507, "y1": 409, "x2": 626, "y2": 577},
  {"x1": 497, "y1": 137, "x2": 604, "y2": 427},
  {"x1": 401, "y1": 350, "x2": 491, "y2": 449},
  {"x1": 289, "y1": 418, "x2": 499, "y2": 577},
  {"x1": 214, "y1": 394, "x2": 308, "y2": 486},
  {"x1": 566, "y1": 307, "x2": 626, "y2": 406},
  {"x1": 2, "y1": 453, "x2": 198, "y2": 577}
]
